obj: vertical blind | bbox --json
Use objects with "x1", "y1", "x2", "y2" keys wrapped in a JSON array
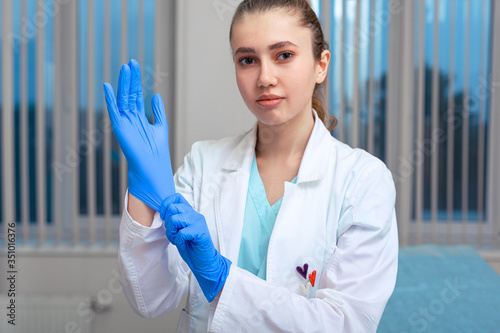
[
  {"x1": 0, "y1": 0, "x2": 160, "y2": 247},
  {"x1": 327, "y1": 0, "x2": 388, "y2": 161},
  {"x1": 1, "y1": 0, "x2": 499, "y2": 251},
  {"x1": 323, "y1": 0, "x2": 500, "y2": 249}
]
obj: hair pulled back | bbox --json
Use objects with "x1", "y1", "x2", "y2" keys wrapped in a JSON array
[{"x1": 230, "y1": 0, "x2": 337, "y2": 131}]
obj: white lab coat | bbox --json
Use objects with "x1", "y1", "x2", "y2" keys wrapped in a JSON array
[{"x1": 118, "y1": 110, "x2": 399, "y2": 332}]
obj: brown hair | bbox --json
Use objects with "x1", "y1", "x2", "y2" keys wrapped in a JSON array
[{"x1": 230, "y1": 0, "x2": 337, "y2": 131}]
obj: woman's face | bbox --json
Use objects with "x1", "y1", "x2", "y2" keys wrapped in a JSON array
[{"x1": 230, "y1": 9, "x2": 329, "y2": 127}]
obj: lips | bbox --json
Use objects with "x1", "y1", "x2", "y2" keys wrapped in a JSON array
[{"x1": 256, "y1": 94, "x2": 284, "y2": 108}]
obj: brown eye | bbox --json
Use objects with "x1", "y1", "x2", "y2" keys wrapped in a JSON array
[
  {"x1": 277, "y1": 52, "x2": 293, "y2": 60},
  {"x1": 239, "y1": 57, "x2": 255, "y2": 65}
]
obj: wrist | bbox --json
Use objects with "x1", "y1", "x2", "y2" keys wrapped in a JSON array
[
  {"x1": 127, "y1": 192, "x2": 156, "y2": 227},
  {"x1": 202, "y1": 256, "x2": 231, "y2": 302}
]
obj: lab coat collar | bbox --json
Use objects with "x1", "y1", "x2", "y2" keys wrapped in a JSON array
[{"x1": 222, "y1": 110, "x2": 332, "y2": 183}]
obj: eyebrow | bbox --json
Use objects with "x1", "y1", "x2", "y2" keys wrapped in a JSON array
[{"x1": 233, "y1": 41, "x2": 299, "y2": 56}]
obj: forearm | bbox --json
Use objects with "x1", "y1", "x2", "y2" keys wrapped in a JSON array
[
  {"x1": 128, "y1": 191, "x2": 155, "y2": 227},
  {"x1": 118, "y1": 199, "x2": 190, "y2": 318}
]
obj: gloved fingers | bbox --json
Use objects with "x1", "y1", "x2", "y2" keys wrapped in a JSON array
[
  {"x1": 117, "y1": 63, "x2": 131, "y2": 112},
  {"x1": 173, "y1": 224, "x2": 199, "y2": 247},
  {"x1": 166, "y1": 211, "x2": 200, "y2": 231},
  {"x1": 161, "y1": 193, "x2": 183, "y2": 220},
  {"x1": 166, "y1": 212, "x2": 204, "y2": 245},
  {"x1": 165, "y1": 214, "x2": 189, "y2": 244},
  {"x1": 103, "y1": 83, "x2": 120, "y2": 125},
  {"x1": 160, "y1": 193, "x2": 191, "y2": 220},
  {"x1": 152, "y1": 94, "x2": 168, "y2": 128},
  {"x1": 166, "y1": 202, "x2": 195, "y2": 218},
  {"x1": 173, "y1": 193, "x2": 191, "y2": 206},
  {"x1": 128, "y1": 59, "x2": 144, "y2": 112},
  {"x1": 165, "y1": 211, "x2": 203, "y2": 243},
  {"x1": 137, "y1": 82, "x2": 145, "y2": 114}
]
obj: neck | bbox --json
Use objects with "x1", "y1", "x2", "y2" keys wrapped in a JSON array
[{"x1": 255, "y1": 109, "x2": 315, "y2": 162}]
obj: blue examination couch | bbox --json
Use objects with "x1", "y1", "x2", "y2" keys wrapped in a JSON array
[{"x1": 378, "y1": 245, "x2": 500, "y2": 333}]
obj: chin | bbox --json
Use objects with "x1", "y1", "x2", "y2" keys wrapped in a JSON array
[{"x1": 251, "y1": 111, "x2": 284, "y2": 126}]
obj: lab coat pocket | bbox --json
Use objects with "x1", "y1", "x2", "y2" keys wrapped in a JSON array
[{"x1": 176, "y1": 308, "x2": 191, "y2": 332}]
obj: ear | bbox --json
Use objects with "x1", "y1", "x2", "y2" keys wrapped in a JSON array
[{"x1": 315, "y1": 49, "x2": 331, "y2": 84}]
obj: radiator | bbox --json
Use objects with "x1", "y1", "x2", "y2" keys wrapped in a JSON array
[{"x1": 0, "y1": 294, "x2": 94, "y2": 333}]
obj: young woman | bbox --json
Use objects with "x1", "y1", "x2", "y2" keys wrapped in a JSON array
[{"x1": 103, "y1": 0, "x2": 398, "y2": 331}]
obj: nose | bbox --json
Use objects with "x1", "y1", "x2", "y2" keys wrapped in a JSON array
[{"x1": 257, "y1": 61, "x2": 277, "y2": 88}]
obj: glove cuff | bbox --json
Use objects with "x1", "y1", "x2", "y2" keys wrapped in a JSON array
[{"x1": 197, "y1": 255, "x2": 232, "y2": 302}]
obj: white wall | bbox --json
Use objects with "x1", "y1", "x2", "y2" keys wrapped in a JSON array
[
  {"x1": 481, "y1": 253, "x2": 500, "y2": 276},
  {"x1": 490, "y1": 261, "x2": 500, "y2": 276},
  {"x1": 173, "y1": 0, "x2": 254, "y2": 170},
  {"x1": 0, "y1": 252, "x2": 185, "y2": 333}
]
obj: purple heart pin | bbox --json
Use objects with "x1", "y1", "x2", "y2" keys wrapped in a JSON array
[{"x1": 296, "y1": 263, "x2": 309, "y2": 279}]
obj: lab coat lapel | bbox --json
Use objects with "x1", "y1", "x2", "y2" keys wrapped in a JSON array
[
  {"x1": 214, "y1": 111, "x2": 332, "y2": 266},
  {"x1": 294, "y1": 109, "x2": 331, "y2": 183},
  {"x1": 214, "y1": 124, "x2": 258, "y2": 263},
  {"x1": 267, "y1": 111, "x2": 333, "y2": 285}
]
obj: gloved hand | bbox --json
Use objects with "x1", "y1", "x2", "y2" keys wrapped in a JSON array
[
  {"x1": 103, "y1": 59, "x2": 175, "y2": 211},
  {"x1": 161, "y1": 193, "x2": 232, "y2": 302}
]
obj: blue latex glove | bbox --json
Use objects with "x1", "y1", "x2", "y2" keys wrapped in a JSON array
[
  {"x1": 161, "y1": 193, "x2": 232, "y2": 302},
  {"x1": 103, "y1": 59, "x2": 175, "y2": 211}
]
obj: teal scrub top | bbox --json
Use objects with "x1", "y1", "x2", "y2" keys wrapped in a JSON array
[{"x1": 237, "y1": 154, "x2": 298, "y2": 280}]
